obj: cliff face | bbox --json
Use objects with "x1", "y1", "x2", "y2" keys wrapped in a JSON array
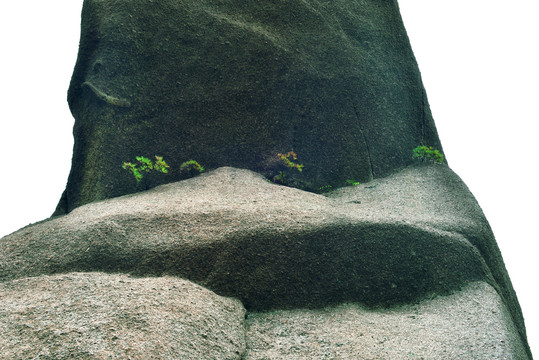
[
  {"x1": 0, "y1": 0, "x2": 532, "y2": 358},
  {"x1": 55, "y1": 0, "x2": 442, "y2": 214}
]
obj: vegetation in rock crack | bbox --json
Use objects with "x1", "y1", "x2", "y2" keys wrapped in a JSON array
[
  {"x1": 273, "y1": 171, "x2": 288, "y2": 185},
  {"x1": 273, "y1": 151, "x2": 304, "y2": 185},
  {"x1": 179, "y1": 160, "x2": 205, "y2": 179},
  {"x1": 318, "y1": 179, "x2": 360, "y2": 193},
  {"x1": 413, "y1": 146, "x2": 444, "y2": 164},
  {"x1": 271, "y1": 152, "x2": 361, "y2": 193},
  {"x1": 122, "y1": 156, "x2": 170, "y2": 182},
  {"x1": 278, "y1": 151, "x2": 304, "y2": 172},
  {"x1": 318, "y1": 184, "x2": 333, "y2": 192}
]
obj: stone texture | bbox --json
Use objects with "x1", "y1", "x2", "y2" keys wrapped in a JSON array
[
  {"x1": 0, "y1": 273, "x2": 246, "y2": 359},
  {"x1": 1, "y1": 167, "x2": 490, "y2": 307},
  {"x1": 244, "y1": 281, "x2": 528, "y2": 359},
  {"x1": 4, "y1": 0, "x2": 532, "y2": 357},
  {"x1": 1, "y1": 166, "x2": 531, "y2": 357},
  {"x1": 56, "y1": 0, "x2": 443, "y2": 214}
]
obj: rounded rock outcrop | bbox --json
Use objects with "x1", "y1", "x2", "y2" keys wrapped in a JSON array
[
  {"x1": 2, "y1": 166, "x2": 532, "y2": 358},
  {"x1": 56, "y1": 0, "x2": 442, "y2": 214}
]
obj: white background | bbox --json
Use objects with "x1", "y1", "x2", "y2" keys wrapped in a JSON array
[{"x1": 0, "y1": 1, "x2": 537, "y2": 356}]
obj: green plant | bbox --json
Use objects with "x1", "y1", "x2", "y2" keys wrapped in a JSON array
[
  {"x1": 273, "y1": 171, "x2": 287, "y2": 184},
  {"x1": 179, "y1": 160, "x2": 205, "y2": 178},
  {"x1": 413, "y1": 145, "x2": 444, "y2": 164},
  {"x1": 318, "y1": 184, "x2": 333, "y2": 192},
  {"x1": 273, "y1": 151, "x2": 304, "y2": 185},
  {"x1": 122, "y1": 155, "x2": 169, "y2": 182},
  {"x1": 277, "y1": 151, "x2": 304, "y2": 172},
  {"x1": 318, "y1": 180, "x2": 358, "y2": 193}
]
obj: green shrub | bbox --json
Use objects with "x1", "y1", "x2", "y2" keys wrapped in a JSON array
[
  {"x1": 273, "y1": 171, "x2": 287, "y2": 184},
  {"x1": 273, "y1": 151, "x2": 304, "y2": 185},
  {"x1": 122, "y1": 155, "x2": 169, "y2": 182},
  {"x1": 277, "y1": 151, "x2": 304, "y2": 172},
  {"x1": 179, "y1": 160, "x2": 205, "y2": 178},
  {"x1": 413, "y1": 146, "x2": 444, "y2": 164}
]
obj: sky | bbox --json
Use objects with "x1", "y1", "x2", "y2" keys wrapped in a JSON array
[{"x1": 1, "y1": 0, "x2": 537, "y2": 356}]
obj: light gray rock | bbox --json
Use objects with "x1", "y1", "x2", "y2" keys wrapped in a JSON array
[
  {"x1": 0, "y1": 272, "x2": 246, "y2": 359},
  {"x1": 0, "y1": 165, "x2": 532, "y2": 358},
  {"x1": 245, "y1": 281, "x2": 528, "y2": 359}
]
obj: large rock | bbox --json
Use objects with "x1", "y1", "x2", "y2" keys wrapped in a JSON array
[
  {"x1": 1, "y1": 166, "x2": 532, "y2": 357},
  {"x1": 245, "y1": 282, "x2": 528, "y2": 359},
  {"x1": 6, "y1": 1, "x2": 531, "y2": 357},
  {"x1": 56, "y1": 0, "x2": 443, "y2": 214},
  {"x1": 0, "y1": 273, "x2": 246, "y2": 359}
]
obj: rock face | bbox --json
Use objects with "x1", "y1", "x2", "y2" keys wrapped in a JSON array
[
  {"x1": 245, "y1": 282, "x2": 527, "y2": 359},
  {"x1": 3, "y1": 0, "x2": 532, "y2": 357},
  {"x1": 56, "y1": 0, "x2": 443, "y2": 214},
  {"x1": 0, "y1": 273, "x2": 246, "y2": 359},
  {"x1": 1, "y1": 166, "x2": 532, "y2": 358}
]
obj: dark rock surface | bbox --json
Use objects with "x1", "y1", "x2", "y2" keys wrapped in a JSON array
[
  {"x1": 56, "y1": 0, "x2": 443, "y2": 214},
  {"x1": 1, "y1": 166, "x2": 532, "y2": 358}
]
